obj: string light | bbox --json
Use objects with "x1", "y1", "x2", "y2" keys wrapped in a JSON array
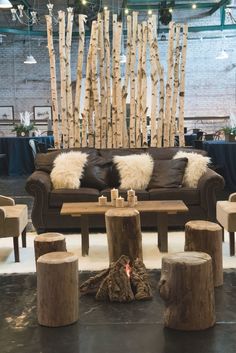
[
  {"x1": 82, "y1": 0, "x2": 87, "y2": 5},
  {"x1": 148, "y1": 9, "x2": 152, "y2": 15},
  {"x1": 192, "y1": 3, "x2": 197, "y2": 9},
  {"x1": 104, "y1": 6, "x2": 108, "y2": 11},
  {"x1": 169, "y1": 8, "x2": 173, "y2": 13},
  {"x1": 124, "y1": 8, "x2": 129, "y2": 15}
]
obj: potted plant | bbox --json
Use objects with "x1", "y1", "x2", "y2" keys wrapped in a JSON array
[
  {"x1": 221, "y1": 126, "x2": 236, "y2": 142},
  {"x1": 12, "y1": 111, "x2": 35, "y2": 137}
]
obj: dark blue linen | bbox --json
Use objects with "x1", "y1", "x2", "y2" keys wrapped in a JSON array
[
  {"x1": 203, "y1": 141, "x2": 236, "y2": 191},
  {"x1": 0, "y1": 136, "x2": 54, "y2": 176}
]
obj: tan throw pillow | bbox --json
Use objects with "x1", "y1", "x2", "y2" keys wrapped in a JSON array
[
  {"x1": 173, "y1": 151, "x2": 210, "y2": 188},
  {"x1": 51, "y1": 151, "x2": 88, "y2": 189},
  {"x1": 113, "y1": 153, "x2": 154, "y2": 190}
]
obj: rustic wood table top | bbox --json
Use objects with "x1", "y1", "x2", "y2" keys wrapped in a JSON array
[{"x1": 61, "y1": 200, "x2": 188, "y2": 216}]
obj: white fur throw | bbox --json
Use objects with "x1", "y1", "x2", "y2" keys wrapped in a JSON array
[
  {"x1": 51, "y1": 151, "x2": 88, "y2": 189},
  {"x1": 113, "y1": 154, "x2": 154, "y2": 190},
  {"x1": 173, "y1": 151, "x2": 210, "y2": 188}
]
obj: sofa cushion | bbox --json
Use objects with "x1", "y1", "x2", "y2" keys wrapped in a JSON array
[
  {"x1": 80, "y1": 164, "x2": 110, "y2": 190},
  {"x1": 49, "y1": 188, "x2": 99, "y2": 207},
  {"x1": 149, "y1": 187, "x2": 200, "y2": 205},
  {"x1": 100, "y1": 188, "x2": 149, "y2": 201},
  {"x1": 148, "y1": 158, "x2": 188, "y2": 189},
  {"x1": 173, "y1": 151, "x2": 210, "y2": 188},
  {"x1": 113, "y1": 154, "x2": 154, "y2": 190}
]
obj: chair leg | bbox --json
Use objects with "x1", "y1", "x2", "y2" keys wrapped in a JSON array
[
  {"x1": 13, "y1": 237, "x2": 20, "y2": 262},
  {"x1": 22, "y1": 227, "x2": 27, "y2": 248},
  {"x1": 222, "y1": 228, "x2": 225, "y2": 242},
  {"x1": 229, "y1": 232, "x2": 235, "y2": 256}
]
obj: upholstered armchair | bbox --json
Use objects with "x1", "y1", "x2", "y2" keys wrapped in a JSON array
[
  {"x1": 217, "y1": 193, "x2": 236, "y2": 256},
  {"x1": 0, "y1": 195, "x2": 28, "y2": 262}
]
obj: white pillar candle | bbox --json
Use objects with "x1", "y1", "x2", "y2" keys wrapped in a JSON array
[
  {"x1": 127, "y1": 188, "x2": 135, "y2": 197},
  {"x1": 128, "y1": 195, "x2": 135, "y2": 207},
  {"x1": 116, "y1": 196, "x2": 124, "y2": 208},
  {"x1": 134, "y1": 195, "x2": 138, "y2": 205},
  {"x1": 111, "y1": 188, "x2": 119, "y2": 206},
  {"x1": 98, "y1": 195, "x2": 107, "y2": 206}
]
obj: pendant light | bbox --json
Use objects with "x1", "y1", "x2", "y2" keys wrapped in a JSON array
[
  {"x1": 24, "y1": 21, "x2": 37, "y2": 64},
  {"x1": 0, "y1": 0, "x2": 12, "y2": 9}
]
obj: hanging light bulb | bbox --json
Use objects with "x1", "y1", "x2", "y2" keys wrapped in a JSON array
[
  {"x1": 10, "y1": 7, "x2": 17, "y2": 21},
  {"x1": 17, "y1": 4, "x2": 24, "y2": 17},
  {"x1": 47, "y1": 2, "x2": 53, "y2": 16},
  {"x1": 0, "y1": 0, "x2": 13, "y2": 9}
]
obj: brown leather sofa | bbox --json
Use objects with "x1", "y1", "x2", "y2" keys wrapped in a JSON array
[{"x1": 25, "y1": 147, "x2": 225, "y2": 233}]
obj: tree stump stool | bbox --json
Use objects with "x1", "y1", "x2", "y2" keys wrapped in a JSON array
[
  {"x1": 159, "y1": 252, "x2": 215, "y2": 331},
  {"x1": 185, "y1": 220, "x2": 223, "y2": 287},
  {"x1": 37, "y1": 251, "x2": 78, "y2": 327},
  {"x1": 34, "y1": 232, "x2": 67, "y2": 264},
  {"x1": 105, "y1": 208, "x2": 143, "y2": 264}
]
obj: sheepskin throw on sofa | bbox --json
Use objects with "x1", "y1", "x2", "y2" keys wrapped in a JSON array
[
  {"x1": 50, "y1": 151, "x2": 88, "y2": 189},
  {"x1": 113, "y1": 154, "x2": 154, "y2": 190},
  {"x1": 173, "y1": 151, "x2": 210, "y2": 188}
]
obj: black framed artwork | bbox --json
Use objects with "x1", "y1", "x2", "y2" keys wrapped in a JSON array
[
  {"x1": 33, "y1": 106, "x2": 52, "y2": 122},
  {"x1": 0, "y1": 106, "x2": 14, "y2": 124}
]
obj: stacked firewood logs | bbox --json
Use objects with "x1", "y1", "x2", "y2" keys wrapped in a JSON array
[{"x1": 46, "y1": 10, "x2": 188, "y2": 149}]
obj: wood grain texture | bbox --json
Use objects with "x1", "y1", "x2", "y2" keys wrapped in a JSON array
[
  {"x1": 34, "y1": 232, "x2": 67, "y2": 263},
  {"x1": 185, "y1": 220, "x2": 223, "y2": 287},
  {"x1": 159, "y1": 251, "x2": 216, "y2": 330},
  {"x1": 105, "y1": 209, "x2": 143, "y2": 263},
  {"x1": 37, "y1": 251, "x2": 78, "y2": 327}
]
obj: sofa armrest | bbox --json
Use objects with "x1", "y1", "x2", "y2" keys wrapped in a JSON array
[
  {"x1": 25, "y1": 171, "x2": 52, "y2": 230},
  {"x1": 229, "y1": 193, "x2": 236, "y2": 202},
  {"x1": 197, "y1": 168, "x2": 225, "y2": 221},
  {"x1": 0, "y1": 195, "x2": 15, "y2": 206}
]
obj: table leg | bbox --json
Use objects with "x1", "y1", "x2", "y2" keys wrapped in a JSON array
[
  {"x1": 157, "y1": 213, "x2": 168, "y2": 252},
  {"x1": 80, "y1": 215, "x2": 89, "y2": 256}
]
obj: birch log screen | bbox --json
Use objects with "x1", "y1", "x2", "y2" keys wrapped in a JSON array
[{"x1": 46, "y1": 10, "x2": 188, "y2": 149}]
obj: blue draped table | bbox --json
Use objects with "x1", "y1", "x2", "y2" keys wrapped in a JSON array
[
  {"x1": 0, "y1": 136, "x2": 54, "y2": 176},
  {"x1": 203, "y1": 141, "x2": 236, "y2": 190}
]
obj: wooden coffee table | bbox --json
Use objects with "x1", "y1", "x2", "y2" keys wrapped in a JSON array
[{"x1": 61, "y1": 200, "x2": 188, "y2": 256}]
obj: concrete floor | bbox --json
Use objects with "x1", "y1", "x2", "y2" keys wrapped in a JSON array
[{"x1": 0, "y1": 176, "x2": 235, "y2": 353}]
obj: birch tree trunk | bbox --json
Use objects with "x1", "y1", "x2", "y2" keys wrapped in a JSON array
[
  {"x1": 141, "y1": 22, "x2": 148, "y2": 147},
  {"x1": 98, "y1": 14, "x2": 107, "y2": 149},
  {"x1": 178, "y1": 24, "x2": 188, "y2": 147},
  {"x1": 130, "y1": 11, "x2": 138, "y2": 148},
  {"x1": 104, "y1": 9, "x2": 112, "y2": 148},
  {"x1": 65, "y1": 8, "x2": 74, "y2": 148},
  {"x1": 91, "y1": 21, "x2": 101, "y2": 149},
  {"x1": 115, "y1": 22, "x2": 123, "y2": 148},
  {"x1": 170, "y1": 24, "x2": 181, "y2": 147},
  {"x1": 148, "y1": 17, "x2": 158, "y2": 147},
  {"x1": 163, "y1": 22, "x2": 175, "y2": 147},
  {"x1": 45, "y1": 15, "x2": 60, "y2": 149},
  {"x1": 58, "y1": 11, "x2": 67, "y2": 148},
  {"x1": 136, "y1": 23, "x2": 142, "y2": 148},
  {"x1": 112, "y1": 14, "x2": 117, "y2": 148},
  {"x1": 74, "y1": 14, "x2": 86, "y2": 147},
  {"x1": 122, "y1": 15, "x2": 132, "y2": 148}
]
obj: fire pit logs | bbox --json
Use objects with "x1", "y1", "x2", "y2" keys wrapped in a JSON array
[{"x1": 80, "y1": 255, "x2": 152, "y2": 302}]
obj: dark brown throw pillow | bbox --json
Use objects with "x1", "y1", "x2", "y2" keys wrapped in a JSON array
[
  {"x1": 147, "y1": 158, "x2": 188, "y2": 189},
  {"x1": 80, "y1": 164, "x2": 110, "y2": 190}
]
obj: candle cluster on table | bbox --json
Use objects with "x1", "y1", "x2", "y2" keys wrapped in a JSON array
[
  {"x1": 111, "y1": 188, "x2": 119, "y2": 206},
  {"x1": 98, "y1": 195, "x2": 107, "y2": 206},
  {"x1": 127, "y1": 189, "x2": 137, "y2": 207}
]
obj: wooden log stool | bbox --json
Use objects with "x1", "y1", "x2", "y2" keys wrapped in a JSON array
[
  {"x1": 159, "y1": 252, "x2": 215, "y2": 331},
  {"x1": 105, "y1": 208, "x2": 143, "y2": 264},
  {"x1": 185, "y1": 220, "x2": 223, "y2": 287},
  {"x1": 34, "y1": 232, "x2": 67, "y2": 264},
  {"x1": 37, "y1": 251, "x2": 78, "y2": 327}
]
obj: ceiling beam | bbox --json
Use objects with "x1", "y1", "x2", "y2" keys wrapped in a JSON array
[{"x1": 2, "y1": 23, "x2": 236, "y2": 37}]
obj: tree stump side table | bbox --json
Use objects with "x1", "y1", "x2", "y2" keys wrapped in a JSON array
[
  {"x1": 159, "y1": 251, "x2": 216, "y2": 331},
  {"x1": 185, "y1": 220, "x2": 223, "y2": 287},
  {"x1": 37, "y1": 251, "x2": 78, "y2": 327},
  {"x1": 34, "y1": 232, "x2": 67, "y2": 264},
  {"x1": 105, "y1": 208, "x2": 143, "y2": 264}
]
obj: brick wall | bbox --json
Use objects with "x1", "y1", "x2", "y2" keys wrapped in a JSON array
[{"x1": 0, "y1": 26, "x2": 236, "y2": 135}]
